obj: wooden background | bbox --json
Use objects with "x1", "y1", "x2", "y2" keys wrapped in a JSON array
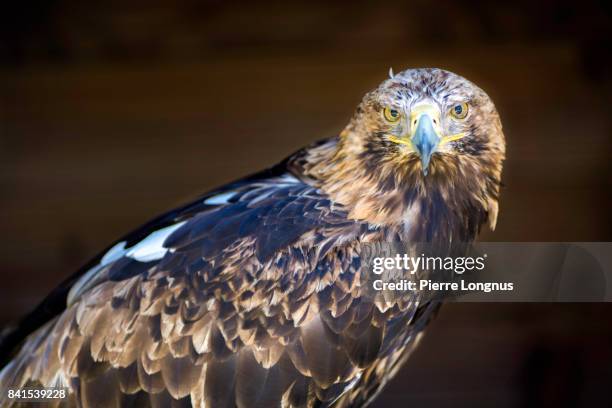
[{"x1": 1, "y1": 1, "x2": 611, "y2": 406}]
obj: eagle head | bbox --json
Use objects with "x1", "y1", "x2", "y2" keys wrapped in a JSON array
[{"x1": 302, "y1": 68, "x2": 505, "y2": 234}]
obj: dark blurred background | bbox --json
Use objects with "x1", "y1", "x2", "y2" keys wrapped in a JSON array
[{"x1": 1, "y1": 0, "x2": 611, "y2": 406}]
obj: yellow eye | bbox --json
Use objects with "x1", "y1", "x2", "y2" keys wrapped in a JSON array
[
  {"x1": 383, "y1": 107, "x2": 401, "y2": 123},
  {"x1": 450, "y1": 103, "x2": 469, "y2": 119}
]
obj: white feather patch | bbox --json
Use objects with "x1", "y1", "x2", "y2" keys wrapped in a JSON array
[
  {"x1": 126, "y1": 221, "x2": 186, "y2": 262},
  {"x1": 67, "y1": 222, "x2": 186, "y2": 305},
  {"x1": 67, "y1": 241, "x2": 127, "y2": 305},
  {"x1": 204, "y1": 191, "x2": 236, "y2": 205},
  {"x1": 101, "y1": 240, "x2": 127, "y2": 265}
]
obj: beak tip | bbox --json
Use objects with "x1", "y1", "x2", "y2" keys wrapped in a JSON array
[{"x1": 420, "y1": 160, "x2": 430, "y2": 176}]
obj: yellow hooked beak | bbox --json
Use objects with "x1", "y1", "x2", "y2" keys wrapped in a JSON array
[{"x1": 388, "y1": 103, "x2": 466, "y2": 174}]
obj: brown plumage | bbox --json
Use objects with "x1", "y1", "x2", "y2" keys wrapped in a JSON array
[{"x1": 0, "y1": 68, "x2": 505, "y2": 407}]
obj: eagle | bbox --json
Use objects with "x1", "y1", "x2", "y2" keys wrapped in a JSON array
[{"x1": 0, "y1": 68, "x2": 505, "y2": 407}]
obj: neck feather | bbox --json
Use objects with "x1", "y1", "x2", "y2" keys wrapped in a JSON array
[{"x1": 290, "y1": 134, "x2": 499, "y2": 243}]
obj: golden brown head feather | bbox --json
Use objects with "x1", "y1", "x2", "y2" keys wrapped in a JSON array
[{"x1": 297, "y1": 68, "x2": 505, "y2": 236}]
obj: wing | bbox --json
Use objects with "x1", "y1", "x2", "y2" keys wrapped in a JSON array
[
  {"x1": 0, "y1": 159, "x2": 298, "y2": 365},
  {"x1": 0, "y1": 153, "x2": 429, "y2": 408}
]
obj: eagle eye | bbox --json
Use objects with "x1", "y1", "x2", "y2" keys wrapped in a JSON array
[
  {"x1": 450, "y1": 103, "x2": 469, "y2": 120},
  {"x1": 383, "y1": 107, "x2": 401, "y2": 123}
]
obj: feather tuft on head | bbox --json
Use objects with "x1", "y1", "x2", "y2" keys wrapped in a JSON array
[{"x1": 388, "y1": 67, "x2": 394, "y2": 79}]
